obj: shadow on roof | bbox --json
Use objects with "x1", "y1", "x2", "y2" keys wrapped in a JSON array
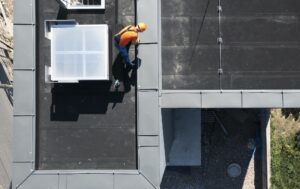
[{"x1": 50, "y1": 81, "x2": 124, "y2": 121}]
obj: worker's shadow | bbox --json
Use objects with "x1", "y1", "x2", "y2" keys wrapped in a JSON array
[
  {"x1": 112, "y1": 46, "x2": 141, "y2": 93},
  {"x1": 50, "y1": 46, "x2": 141, "y2": 122},
  {"x1": 50, "y1": 81, "x2": 125, "y2": 121}
]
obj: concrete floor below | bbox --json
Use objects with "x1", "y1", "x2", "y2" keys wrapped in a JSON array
[
  {"x1": 162, "y1": 109, "x2": 202, "y2": 166},
  {"x1": 0, "y1": 88, "x2": 12, "y2": 189},
  {"x1": 161, "y1": 109, "x2": 263, "y2": 189}
]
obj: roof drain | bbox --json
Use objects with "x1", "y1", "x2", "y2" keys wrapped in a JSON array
[{"x1": 227, "y1": 163, "x2": 242, "y2": 178}]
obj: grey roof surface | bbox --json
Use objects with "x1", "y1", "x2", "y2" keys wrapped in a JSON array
[
  {"x1": 36, "y1": 0, "x2": 137, "y2": 170},
  {"x1": 162, "y1": 0, "x2": 300, "y2": 90}
]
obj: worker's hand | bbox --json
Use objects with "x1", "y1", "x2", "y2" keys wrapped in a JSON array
[
  {"x1": 131, "y1": 58, "x2": 141, "y2": 69},
  {"x1": 135, "y1": 38, "x2": 140, "y2": 45}
]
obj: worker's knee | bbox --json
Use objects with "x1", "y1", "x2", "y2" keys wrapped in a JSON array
[{"x1": 114, "y1": 36, "x2": 120, "y2": 47}]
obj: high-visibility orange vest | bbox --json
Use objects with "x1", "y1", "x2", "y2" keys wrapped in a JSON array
[{"x1": 115, "y1": 25, "x2": 138, "y2": 46}]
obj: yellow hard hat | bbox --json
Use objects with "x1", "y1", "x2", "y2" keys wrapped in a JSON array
[{"x1": 137, "y1": 22, "x2": 147, "y2": 32}]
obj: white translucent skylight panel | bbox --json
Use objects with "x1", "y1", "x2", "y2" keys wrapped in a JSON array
[
  {"x1": 54, "y1": 54, "x2": 84, "y2": 79},
  {"x1": 51, "y1": 25, "x2": 109, "y2": 82},
  {"x1": 85, "y1": 54, "x2": 105, "y2": 78},
  {"x1": 85, "y1": 29, "x2": 104, "y2": 51},
  {"x1": 54, "y1": 27, "x2": 83, "y2": 51}
]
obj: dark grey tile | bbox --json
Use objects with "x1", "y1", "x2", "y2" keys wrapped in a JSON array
[{"x1": 162, "y1": 0, "x2": 300, "y2": 90}]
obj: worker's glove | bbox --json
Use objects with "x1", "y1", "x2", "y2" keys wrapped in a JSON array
[
  {"x1": 130, "y1": 62, "x2": 137, "y2": 69},
  {"x1": 135, "y1": 38, "x2": 140, "y2": 45},
  {"x1": 131, "y1": 58, "x2": 141, "y2": 69}
]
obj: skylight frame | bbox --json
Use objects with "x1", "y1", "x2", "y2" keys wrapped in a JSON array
[
  {"x1": 60, "y1": 0, "x2": 105, "y2": 10},
  {"x1": 50, "y1": 24, "x2": 109, "y2": 82}
]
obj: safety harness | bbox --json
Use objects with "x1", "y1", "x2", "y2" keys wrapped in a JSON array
[{"x1": 115, "y1": 25, "x2": 136, "y2": 37}]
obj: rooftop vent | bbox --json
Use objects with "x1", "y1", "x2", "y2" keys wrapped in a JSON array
[{"x1": 59, "y1": 0, "x2": 105, "y2": 9}]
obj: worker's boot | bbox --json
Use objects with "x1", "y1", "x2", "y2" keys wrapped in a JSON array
[{"x1": 114, "y1": 79, "x2": 120, "y2": 88}]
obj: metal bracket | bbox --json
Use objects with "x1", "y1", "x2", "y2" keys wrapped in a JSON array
[
  {"x1": 45, "y1": 65, "x2": 56, "y2": 83},
  {"x1": 217, "y1": 37, "x2": 223, "y2": 44},
  {"x1": 217, "y1": 5, "x2": 222, "y2": 13},
  {"x1": 218, "y1": 68, "x2": 223, "y2": 75},
  {"x1": 44, "y1": 19, "x2": 78, "y2": 40}
]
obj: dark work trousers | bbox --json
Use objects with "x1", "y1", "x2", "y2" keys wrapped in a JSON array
[{"x1": 114, "y1": 36, "x2": 132, "y2": 66}]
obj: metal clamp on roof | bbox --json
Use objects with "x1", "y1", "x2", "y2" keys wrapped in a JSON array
[
  {"x1": 217, "y1": 37, "x2": 223, "y2": 44},
  {"x1": 44, "y1": 20, "x2": 78, "y2": 40},
  {"x1": 218, "y1": 68, "x2": 223, "y2": 75},
  {"x1": 217, "y1": 5, "x2": 222, "y2": 13}
]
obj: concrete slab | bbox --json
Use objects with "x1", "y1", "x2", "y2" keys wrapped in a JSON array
[
  {"x1": 137, "y1": 0, "x2": 158, "y2": 43},
  {"x1": 66, "y1": 174, "x2": 113, "y2": 189},
  {"x1": 283, "y1": 92, "x2": 300, "y2": 107},
  {"x1": 13, "y1": 70, "x2": 35, "y2": 115},
  {"x1": 114, "y1": 174, "x2": 155, "y2": 189},
  {"x1": 13, "y1": 25, "x2": 35, "y2": 70},
  {"x1": 12, "y1": 163, "x2": 34, "y2": 189},
  {"x1": 19, "y1": 174, "x2": 58, "y2": 189},
  {"x1": 58, "y1": 175, "x2": 67, "y2": 189},
  {"x1": 242, "y1": 92, "x2": 283, "y2": 108},
  {"x1": 160, "y1": 92, "x2": 201, "y2": 108},
  {"x1": 202, "y1": 92, "x2": 242, "y2": 108},
  {"x1": 13, "y1": 116, "x2": 34, "y2": 162},
  {"x1": 139, "y1": 147, "x2": 160, "y2": 188},
  {"x1": 13, "y1": 0, "x2": 35, "y2": 24},
  {"x1": 138, "y1": 44, "x2": 159, "y2": 89},
  {"x1": 138, "y1": 91, "x2": 159, "y2": 136},
  {"x1": 138, "y1": 136, "x2": 159, "y2": 147}
]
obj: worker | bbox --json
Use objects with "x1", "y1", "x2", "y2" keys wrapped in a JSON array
[{"x1": 113, "y1": 23, "x2": 147, "y2": 88}]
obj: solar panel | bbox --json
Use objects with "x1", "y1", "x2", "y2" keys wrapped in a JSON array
[{"x1": 50, "y1": 25, "x2": 109, "y2": 82}]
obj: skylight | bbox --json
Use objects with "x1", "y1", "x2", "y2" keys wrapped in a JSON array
[
  {"x1": 50, "y1": 24, "x2": 109, "y2": 82},
  {"x1": 59, "y1": 0, "x2": 105, "y2": 9}
]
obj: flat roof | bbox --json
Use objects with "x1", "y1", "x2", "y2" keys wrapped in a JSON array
[
  {"x1": 36, "y1": 0, "x2": 137, "y2": 170},
  {"x1": 162, "y1": 0, "x2": 300, "y2": 90}
]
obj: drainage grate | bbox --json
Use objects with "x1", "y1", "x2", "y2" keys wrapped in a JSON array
[{"x1": 227, "y1": 163, "x2": 242, "y2": 178}]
